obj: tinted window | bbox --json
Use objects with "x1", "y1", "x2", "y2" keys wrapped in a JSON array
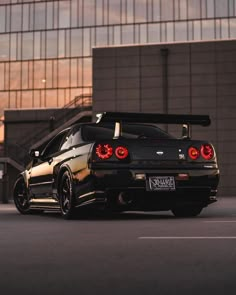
[
  {"x1": 43, "y1": 130, "x2": 68, "y2": 157},
  {"x1": 82, "y1": 123, "x2": 173, "y2": 141},
  {"x1": 71, "y1": 128, "x2": 82, "y2": 146},
  {"x1": 60, "y1": 133, "x2": 73, "y2": 151},
  {"x1": 60, "y1": 126, "x2": 82, "y2": 150}
]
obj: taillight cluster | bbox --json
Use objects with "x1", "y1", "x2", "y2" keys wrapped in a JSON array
[
  {"x1": 95, "y1": 144, "x2": 129, "y2": 160},
  {"x1": 188, "y1": 144, "x2": 214, "y2": 160}
]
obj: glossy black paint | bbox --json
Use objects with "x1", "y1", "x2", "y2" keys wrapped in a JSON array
[{"x1": 13, "y1": 112, "x2": 220, "y2": 218}]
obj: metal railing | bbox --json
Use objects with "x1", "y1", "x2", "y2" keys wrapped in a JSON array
[
  {"x1": 4, "y1": 94, "x2": 93, "y2": 166},
  {"x1": 19, "y1": 94, "x2": 92, "y2": 147}
]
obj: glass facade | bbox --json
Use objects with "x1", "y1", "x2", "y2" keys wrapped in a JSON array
[{"x1": 0, "y1": 0, "x2": 236, "y2": 114}]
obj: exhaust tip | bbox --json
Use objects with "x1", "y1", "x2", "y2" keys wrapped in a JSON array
[{"x1": 117, "y1": 192, "x2": 133, "y2": 206}]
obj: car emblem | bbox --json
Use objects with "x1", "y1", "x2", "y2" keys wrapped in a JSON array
[{"x1": 156, "y1": 151, "x2": 164, "y2": 156}]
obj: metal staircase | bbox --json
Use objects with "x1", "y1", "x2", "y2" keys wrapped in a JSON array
[{"x1": 4, "y1": 94, "x2": 93, "y2": 168}]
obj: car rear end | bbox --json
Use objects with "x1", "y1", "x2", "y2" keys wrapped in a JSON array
[{"x1": 88, "y1": 136, "x2": 219, "y2": 212}]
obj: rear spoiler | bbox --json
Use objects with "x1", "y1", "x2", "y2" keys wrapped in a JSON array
[
  {"x1": 96, "y1": 112, "x2": 211, "y2": 139},
  {"x1": 96, "y1": 112, "x2": 210, "y2": 126}
]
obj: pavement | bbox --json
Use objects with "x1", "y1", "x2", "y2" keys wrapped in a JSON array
[{"x1": 0, "y1": 197, "x2": 236, "y2": 295}]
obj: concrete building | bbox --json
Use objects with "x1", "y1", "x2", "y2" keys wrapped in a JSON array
[
  {"x1": 0, "y1": 0, "x2": 236, "y2": 200},
  {"x1": 93, "y1": 40, "x2": 236, "y2": 196}
]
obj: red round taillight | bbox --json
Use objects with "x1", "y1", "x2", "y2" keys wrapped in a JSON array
[
  {"x1": 188, "y1": 147, "x2": 200, "y2": 160},
  {"x1": 115, "y1": 146, "x2": 129, "y2": 159},
  {"x1": 201, "y1": 144, "x2": 214, "y2": 160},
  {"x1": 95, "y1": 144, "x2": 113, "y2": 159}
]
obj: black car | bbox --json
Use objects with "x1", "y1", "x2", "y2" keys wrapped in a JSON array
[{"x1": 13, "y1": 112, "x2": 220, "y2": 219}]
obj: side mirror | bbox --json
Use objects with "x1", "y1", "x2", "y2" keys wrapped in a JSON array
[{"x1": 29, "y1": 149, "x2": 41, "y2": 159}]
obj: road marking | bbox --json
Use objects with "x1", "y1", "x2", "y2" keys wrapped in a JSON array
[
  {"x1": 204, "y1": 221, "x2": 236, "y2": 223},
  {"x1": 138, "y1": 237, "x2": 236, "y2": 240}
]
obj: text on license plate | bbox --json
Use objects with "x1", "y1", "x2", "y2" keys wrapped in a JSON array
[{"x1": 147, "y1": 176, "x2": 176, "y2": 191}]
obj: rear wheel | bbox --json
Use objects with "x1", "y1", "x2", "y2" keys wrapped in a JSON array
[
  {"x1": 171, "y1": 205, "x2": 203, "y2": 217},
  {"x1": 13, "y1": 177, "x2": 31, "y2": 214},
  {"x1": 59, "y1": 171, "x2": 76, "y2": 219}
]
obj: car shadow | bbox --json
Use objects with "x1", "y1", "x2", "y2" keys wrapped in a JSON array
[{"x1": 41, "y1": 210, "x2": 178, "y2": 221}]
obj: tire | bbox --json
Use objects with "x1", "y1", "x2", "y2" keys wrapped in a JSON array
[
  {"x1": 13, "y1": 177, "x2": 31, "y2": 214},
  {"x1": 59, "y1": 171, "x2": 77, "y2": 219},
  {"x1": 171, "y1": 205, "x2": 203, "y2": 218}
]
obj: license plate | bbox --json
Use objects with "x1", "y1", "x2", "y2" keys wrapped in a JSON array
[{"x1": 147, "y1": 176, "x2": 176, "y2": 191}]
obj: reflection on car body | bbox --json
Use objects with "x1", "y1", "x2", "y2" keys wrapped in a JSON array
[{"x1": 13, "y1": 112, "x2": 220, "y2": 219}]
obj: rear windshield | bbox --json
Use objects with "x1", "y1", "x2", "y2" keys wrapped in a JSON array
[{"x1": 82, "y1": 123, "x2": 174, "y2": 141}]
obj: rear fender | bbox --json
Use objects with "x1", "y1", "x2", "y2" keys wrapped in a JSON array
[{"x1": 55, "y1": 165, "x2": 73, "y2": 192}]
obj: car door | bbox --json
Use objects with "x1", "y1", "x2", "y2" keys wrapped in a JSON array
[{"x1": 28, "y1": 129, "x2": 69, "y2": 198}]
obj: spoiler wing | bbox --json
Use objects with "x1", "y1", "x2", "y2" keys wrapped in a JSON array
[
  {"x1": 96, "y1": 112, "x2": 210, "y2": 139},
  {"x1": 96, "y1": 112, "x2": 211, "y2": 126}
]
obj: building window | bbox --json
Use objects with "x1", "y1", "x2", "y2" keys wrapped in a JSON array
[
  {"x1": 71, "y1": 29, "x2": 83, "y2": 57},
  {"x1": 122, "y1": 25, "x2": 134, "y2": 44},
  {"x1": 0, "y1": 6, "x2": 6, "y2": 33},
  {"x1": 34, "y1": 2, "x2": 46, "y2": 30},
  {"x1": 109, "y1": 0, "x2": 121, "y2": 24},
  {"x1": 46, "y1": 31, "x2": 58, "y2": 59},
  {"x1": 34, "y1": 61, "x2": 45, "y2": 89},
  {"x1": 153, "y1": 0, "x2": 161, "y2": 21},
  {"x1": 206, "y1": 0, "x2": 215, "y2": 18},
  {"x1": 11, "y1": 5, "x2": 22, "y2": 32},
  {"x1": 59, "y1": 1, "x2": 71, "y2": 28},
  {"x1": 58, "y1": 59, "x2": 70, "y2": 88},
  {"x1": 0, "y1": 34, "x2": 10, "y2": 61},
  {"x1": 22, "y1": 4, "x2": 29, "y2": 31},
  {"x1": 202, "y1": 19, "x2": 215, "y2": 40},
  {"x1": 188, "y1": 0, "x2": 201, "y2": 19},
  {"x1": 161, "y1": 0, "x2": 174, "y2": 21},
  {"x1": 148, "y1": 23, "x2": 161, "y2": 43},
  {"x1": 135, "y1": 0, "x2": 148, "y2": 23},
  {"x1": 229, "y1": 18, "x2": 236, "y2": 38},
  {"x1": 175, "y1": 21, "x2": 187, "y2": 41},
  {"x1": 96, "y1": 27, "x2": 108, "y2": 47},
  {"x1": 83, "y1": 0, "x2": 95, "y2": 27},
  {"x1": 0, "y1": 92, "x2": 9, "y2": 111},
  {"x1": 0, "y1": 64, "x2": 5, "y2": 90},
  {"x1": 34, "y1": 32, "x2": 41, "y2": 59},
  {"x1": 22, "y1": 32, "x2": 33, "y2": 60},
  {"x1": 10, "y1": 62, "x2": 21, "y2": 90},
  {"x1": 46, "y1": 2, "x2": 53, "y2": 30},
  {"x1": 10, "y1": 33, "x2": 17, "y2": 60},
  {"x1": 179, "y1": 0, "x2": 187, "y2": 20},
  {"x1": 193, "y1": 20, "x2": 201, "y2": 40},
  {"x1": 215, "y1": 0, "x2": 228, "y2": 17},
  {"x1": 166, "y1": 22, "x2": 174, "y2": 42},
  {"x1": 96, "y1": 0, "x2": 104, "y2": 26},
  {"x1": 21, "y1": 90, "x2": 33, "y2": 108}
]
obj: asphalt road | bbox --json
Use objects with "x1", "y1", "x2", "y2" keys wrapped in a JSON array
[{"x1": 1, "y1": 197, "x2": 236, "y2": 295}]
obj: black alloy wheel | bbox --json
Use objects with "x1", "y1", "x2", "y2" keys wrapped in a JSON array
[
  {"x1": 13, "y1": 177, "x2": 31, "y2": 214},
  {"x1": 59, "y1": 171, "x2": 76, "y2": 219},
  {"x1": 171, "y1": 205, "x2": 203, "y2": 217}
]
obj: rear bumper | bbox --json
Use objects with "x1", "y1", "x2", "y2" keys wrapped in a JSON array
[{"x1": 74, "y1": 168, "x2": 220, "y2": 209}]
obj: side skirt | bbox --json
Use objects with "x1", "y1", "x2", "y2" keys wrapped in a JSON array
[{"x1": 30, "y1": 198, "x2": 60, "y2": 210}]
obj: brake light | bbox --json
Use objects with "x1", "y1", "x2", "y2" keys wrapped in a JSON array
[
  {"x1": 115, "y1": 146, "x2": 129, "y2": 159},
  {"x1": 95, "y1": 144, "x2": 113, "y2": 159},
  {"x1": 188, "y1": 147, "x2": 200, "y2": 160},
  {"x1": 201, "y1": 144, "x2": 214, "y2": 160}
]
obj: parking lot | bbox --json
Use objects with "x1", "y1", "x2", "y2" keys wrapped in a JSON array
[{"x1": 1, "y1": 197, "x2": 236, "y2": 295}]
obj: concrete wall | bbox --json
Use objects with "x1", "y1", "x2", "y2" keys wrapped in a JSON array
[
  {"x1": 93, "y1": 40, "x2": 236, "y2": 196},
  {"x1": 4, "y1": 108, "x2": 65, "y2": 164},
  {"x1": 4, "y1": 107, "x2": 92, "y2": 165}
]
